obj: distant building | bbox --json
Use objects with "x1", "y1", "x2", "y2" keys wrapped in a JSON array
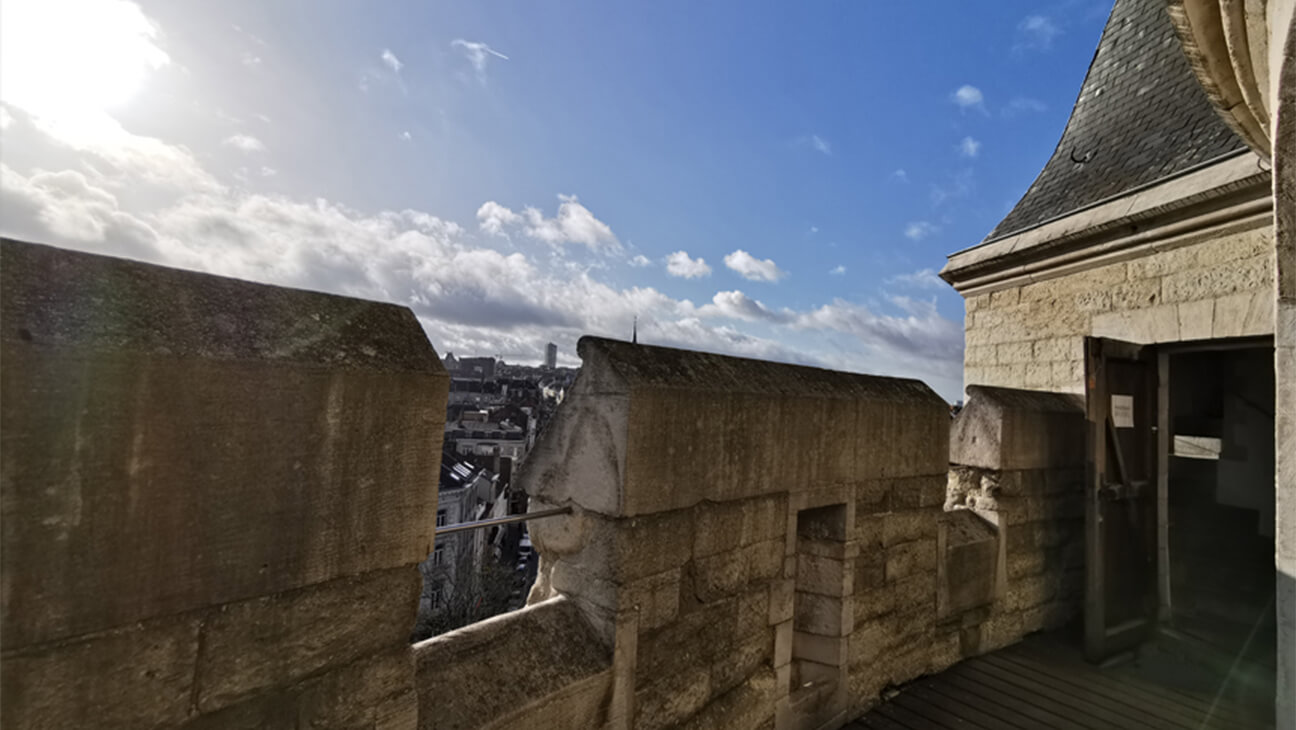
[
  {"x1": 418, "y1": 445, "x2": 498, "y2": 620},
  {"x1": 456, "y1": 356, "x2": 496, "y2": 381},
  {"x1": 544, "y1": 342, "x2": 557, "y2": 369}
]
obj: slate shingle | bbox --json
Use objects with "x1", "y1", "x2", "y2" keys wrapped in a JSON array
[{"x1": 985, "y1": 0, "x2": 1246, "y2": 242}]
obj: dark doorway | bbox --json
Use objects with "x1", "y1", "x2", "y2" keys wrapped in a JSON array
[{"x1": 1162, "y1": 344, "x2": 1276, "y2": 711}]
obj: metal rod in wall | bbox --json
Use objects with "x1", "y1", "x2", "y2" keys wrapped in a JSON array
[{"x1": 434, "y1": 505, "x2": 573, "y2": 537}]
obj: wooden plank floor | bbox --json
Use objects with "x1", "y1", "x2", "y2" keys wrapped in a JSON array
[{"x1": 847, "y1": 634, "x2": 1274, "y2": 730}]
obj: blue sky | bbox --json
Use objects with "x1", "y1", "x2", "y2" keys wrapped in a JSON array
[{"x1": 0, "y1": 0, "x2": 1110, "y2": 399}]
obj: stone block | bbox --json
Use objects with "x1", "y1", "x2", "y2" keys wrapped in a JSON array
[
  {"x1": 852, "y1": 587, "x2": 895, "y2": 623},
  {"x1": 793, "y1": 592, "x2": 846, "y2": 637},
  {"x1": 633, "y1": 668, "x2": 711, "y2": 730},
  {"x1": 694, "y1": 495, "x2": 786, "y2": 558},
  {"x1": 855, "y1": 479, "x2": 891, "y2": 516},
  {"x1": 890, "y1": 573, "x2": 936, "y2": 616},
  {"x1": 296, "y1": 649, "x2": 413, "y2": 729},
  {"x1": 881, "y1": 510, "x2": 936, "y2": 548},
  {"x1": 774, "y1": 620, "x2": 794, "y2": 668},
  {"x1": 621, "y1": 569, "x2": 681, "y2": 632},
  {"x1": 200, "y1": 568, "x2": 419, "y2": 711},
  {"x1": 888, "y1": 475, "x2": 948, "y2": 510},
  {"x1": 792, "y1": 632, "x2": 848, "y2": 666},
  {"x1": 680, "y1": 668, "x2": 776, "y2": 730},
  {"x1": 769, "y1": 579, "x2": 795, "y2": 626},
  {"x1": 414, "y1": 596, "x2": 612, "y2": 730},
  {"x1": 853, "y1": 550, "x2": 885, "y2": 592},
  {"x1": 711, "y1": 631, "x2": 773, "y2": 699},
  {"x1": 884, "y1": 539, "x2": 937, "y2": 582},
  {"x1": 796, "y1": 553, "x2": 849, "y2": 597},
  {"x1": 637, "y1": 598, "x2": 735, "y2": 679},
  {"x1": 1005, "y1": 574, "x2": 1059, "y2": 613},
  {"x1": 694, "y1": 539, "x2": 782, "y2": 601},
  {"x1": 979, "y1": 612, "x2": 1024, "y2": 653},
  {"x1": 1177, "y1": 299, "x2": 1215, "y2": 340},
  {"x1": 1, "y1": 615, "x2": 200, "y2": 729},
  {"x1": 950, "y1": 385, "x2": 1085, "y2": 470}
]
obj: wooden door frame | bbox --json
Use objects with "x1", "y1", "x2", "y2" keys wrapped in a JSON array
[{"x1": 1084, "y1": 337, "x2": 1158, "y2": 663}]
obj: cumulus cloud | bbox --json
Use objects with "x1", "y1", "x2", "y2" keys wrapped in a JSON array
[
  {"x1": 0, "y1": 76, "x2": 966, "y2": 399},
  {"x1": 904, "y1": 222, "x2": 939, "y2": 240},
  {"x1": 959, "y1": 136, "x2": 981, "y2": 158},
  {"x1": 666, "y1": 250, "x2": 712, "y2": 278},
  {"x1": 477, "y1": 196, "x2": 619, "y2": 253},
  {"x1": 223, "y1": 133, "x2": 264, "y2": 152},
  {"x1": 724, "y1": 249, "x2": 786, "y2": 282},
  {"x1": 1015, "y1": 15, "x2": 1060, "y2": 52},
  {"x1": 700, "y1": 290, "x2": 792, "y2": 323},
  {"x1": 380, "y1": 48, "x2": 403, "y2": 73},
  {"x1": 830, "y1": 265, "x2": 846, "y2": 275},
  {"x1": 809, "y1": 135, "x2": 831, "y2": 155},
  {"x1": 400, "y1": 130, "x2": 412, "y2": 141},
  {"x1": 892, "y1": 169, "x2": 908, "y2": 183},
  {"x1": 950, "y1": 85, "x2": 985, "y2": 113},
  {"x1": 629, "y1": 254, "x2": 652, "y2": 267}
]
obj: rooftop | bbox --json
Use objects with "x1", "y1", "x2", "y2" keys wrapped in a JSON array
[{"x1": 983, "y1": 0, "x2": 1246, "y2": 243}]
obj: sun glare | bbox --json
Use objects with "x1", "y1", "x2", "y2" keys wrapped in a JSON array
[{"x1": 0, "y1": 0, "x2": 169, "y2": 123}]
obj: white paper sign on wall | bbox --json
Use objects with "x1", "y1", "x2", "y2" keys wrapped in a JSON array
[{"x1": 1111, "y1": 394, "x2": 1135, "y2": 428}]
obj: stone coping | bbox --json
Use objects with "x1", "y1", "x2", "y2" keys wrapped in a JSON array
[
  {"x1": 1, "y1": 239, "x2": 443, "y2": 373},
  {"x1": 576, "y1": 336, "x2": 944, "y2": 404}
]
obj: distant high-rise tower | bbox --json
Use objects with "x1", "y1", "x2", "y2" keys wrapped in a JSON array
[{"x1": 544, "y1": 342, "x2": 557, "y2": 369}]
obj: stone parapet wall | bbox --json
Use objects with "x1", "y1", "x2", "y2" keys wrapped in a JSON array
[
  {"x1": 0, "y1": 240, "x2": 448, "y2": 729},
  {"x1": 441, "y1": 337, "x2": 960, "y2": 730},
  {"x1": 945, "y1": 386, "x2": 1088, "y2": 655},
  {"x1": 963, "y1": 223, "x2": 1274, "y2": 393}
]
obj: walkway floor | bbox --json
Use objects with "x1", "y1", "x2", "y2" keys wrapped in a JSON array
[{"x1": 848, "y1": 633, "x2": 1274, "y2": 730}]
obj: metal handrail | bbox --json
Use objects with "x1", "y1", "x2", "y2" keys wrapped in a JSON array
[{"x1": 434, "y1": 505, "x2": 572, "y2": 537}]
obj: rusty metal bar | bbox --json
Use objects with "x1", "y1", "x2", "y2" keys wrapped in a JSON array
[{"x1": 434, "y1": 505, "x2": 572, "y2": 537}]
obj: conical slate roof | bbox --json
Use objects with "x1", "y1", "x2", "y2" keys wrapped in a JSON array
[{"x1": 985, "y1": 0, "x2": 1246, "y2": 242}]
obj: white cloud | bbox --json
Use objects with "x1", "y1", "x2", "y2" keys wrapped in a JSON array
[
  {"x1": 724, "y1": 249, "x2": 787, "y2": 282},
  {"x1": 222, "y1": 133, "x2": 264, "y2": 152},
  {"x1": 904, "y1": 222, "x2": 938, "y2": 240},
  {"x1": 1002, "y1": 97, "x2": 1046, "y2": 117},
  {"x1": 381, "y1": 48, "x2": 403, "y2": 73},
  {"x1": 400, "y1": 130, "x2": 412, "y2": 141},
  {"x1": 665, "y1": 250, "x2": 712, "y2": 279},
  {"x1": 452, "y1": 39, "x2": 508, "y2": 78},
  {"x1": 809, "y1": 226, "x2": 819, "y2": 234},
  {"x1": 810, "y1": 135, "x2": 831, "y2": 155},
  {"x1": 951, "y1": 85, "x2": 985, "y2": 113},
  {"x1": 629, "y1": 254, "x2": 653, "y2": 267},
  {"x1": 0, "y1": 67, "x2": 966, "y2": 399},
  {"x1": 700, "y1": 290, "x2": 791, "y2": 323},
  {"x1": 476, "y1": 200, "x2": 523, "y2": 237},
  {"x1": 830, "y1": 265, "x2": 846, "y2": 275},
  {"x1": 241, "y1": 52, "x2": 262, "y2": 68},
  {"x1": 892, "y1": 169, "x2": 908, "y2": 183},
  {"x1": 888, "y1": 268, "x2": 946, "y2": 290},
  {"x1": 0, "y1": 106, "x2": 11, "y2": 130},
  {"x1": 259, "y1": 166, "x2": 277, "y2": 177},
  {"x1": 477, "y1": 196, "x2": 620, "y2": 253},
  {"x1": 1016, "y1": 15, "x2": 1060, "y2": 52},
  {"x1": 959, "y1": 136, "x2": 981, "y2": 158}
]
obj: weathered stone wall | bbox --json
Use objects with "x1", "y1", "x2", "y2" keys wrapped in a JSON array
[
  {"x1": 0, "y1": 240, "x2": 448, "y2": 729},
  {"x1": 963, "y1": 224, "x2": 1274, "y2": 392},
  {"x1": 946, "y1": 386, "x2": 1088, "y2": 652},
  {"x1": 412, "y1": 337, "x2": 1024, "y2": 730}
]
